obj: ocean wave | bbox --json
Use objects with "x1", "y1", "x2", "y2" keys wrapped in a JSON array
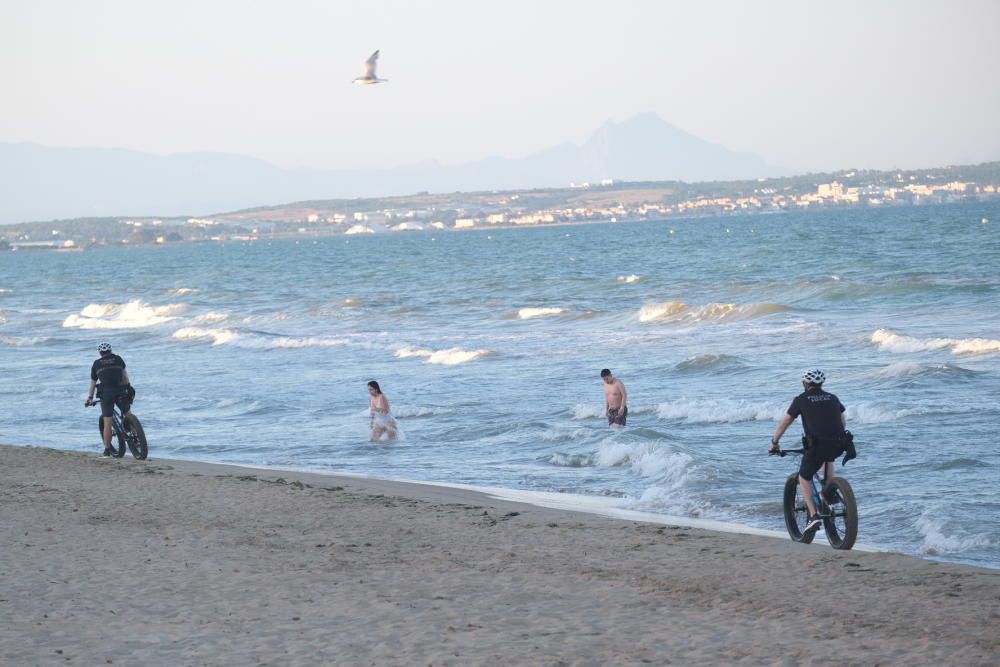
[
  {"x1": 845, "y1": 403, "x2": 924, "y2": 424},
  {"x1": 617, "y1": 274, "x2": 641, "y2": 283},
  {"x1": 392, "y1": 405, "x2": 453, "y2": 418},
  {"x1": 546, "y1": 452, "x2": 596, "y2": 467},
  {"x1": 593, "y1": 441, "x2": 702, "y2": 515},
  {"x1": 934, "y1": 457, "x2": 988, "y2": 471},
  {"x1": 916, "y1": 509, "x2": 994, "y2": 556},
  {"x1": 638, "y1": 301, "x2": 789, "y2": 323},
  {"x1": 871, "y1": 329, "x2": 1000, "y2": 356},
  {"x1": 570, "y1": 404, "x2": 655, "y2": 420},
  {"x1": 394, "y1": 345, "x2": 490, "y2": 365},
  {"x1": 168, "y1": 287, "x2": 198, "y2": 296},
  {"x1": 63, "y1": 300, "x2": 186, "y2": 329},
  {"x1": 194, "y1": 312, "x2": 229, "y2": 324},
  {"x1": 172, "y1": 326, "x2": 348, "y2": 349},
  {"x1": 674, "y1": 354, "x2": 745, "y2": 373},
  {"x1": 0, "y1": 335, "x2": 51, "y2": 347},
  {"x1": 656, "y1": 398, "x2": 784, "y2": 423},
  {"x1": 572, "y1": 404, "x2": 605, "y2": 420},
  {"x1": 871, "y1": 361, "x2": 977, "y2": 380},
  {"x1": 516, "y1": 307, "x2": 567, "y2": 320},
  {"x1": 541, "y1": 427, "x2": 592, "y2": 443}
]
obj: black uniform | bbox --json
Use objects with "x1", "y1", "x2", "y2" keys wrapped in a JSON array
[
  {"x1": 787, "y1": 387, "x2": 846, "y2": 480},
  {"x1": 91, "y1": 353, "x2": 130, "y2": 418}
]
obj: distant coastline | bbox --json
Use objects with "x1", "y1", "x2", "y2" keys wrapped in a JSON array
[{"x1": 2, "y1": 160, "x2": 997, "y2": 249}]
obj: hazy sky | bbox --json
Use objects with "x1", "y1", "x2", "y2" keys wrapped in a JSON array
[{"x1": 3, "y1": 0, "x2": 998, "y2": 173}]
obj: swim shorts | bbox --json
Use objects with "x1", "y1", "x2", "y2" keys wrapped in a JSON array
[{"x1": 607, "y1": 406, "x2": 627, "y2": 426}]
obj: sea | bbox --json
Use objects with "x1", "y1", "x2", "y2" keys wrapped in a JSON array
[{"x1": 2, "y1": 202, "x2": 998, "y2": 568}]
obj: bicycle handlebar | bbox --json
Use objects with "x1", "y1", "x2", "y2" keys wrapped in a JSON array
[{"x1": 769, "y1": 447, "x2": 805, "y2": 457}]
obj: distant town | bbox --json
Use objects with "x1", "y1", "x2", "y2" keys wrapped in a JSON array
[{"x1": 3, "y1": 161, "x2": 997, "y2": 250}]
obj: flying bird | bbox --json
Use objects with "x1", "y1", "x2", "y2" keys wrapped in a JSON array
[{"x1": 353, "y1": 50, "x2": 388, "y2": 85}]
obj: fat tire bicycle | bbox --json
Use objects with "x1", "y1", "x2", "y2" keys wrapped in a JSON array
[
  {"x1": 772, "y1": 448, "x2": 857, "y2": 550},
  {"x1": 87, "y1": 388, "x2": 148, "y2": 460}
]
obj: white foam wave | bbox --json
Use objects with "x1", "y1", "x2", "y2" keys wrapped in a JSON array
[
  {"x1": 871, "y1": 361, "x2": 974, "y2": 380},
  {"x1": 916, "y1": 510, "x2": 993, "y2": 556},
  {"x1": 590, "y1": 440, "x2": 702, "y2": 515},
  {"x1": 638, "y1": 301, "x2": 789, "y2": 323},
  {"x1": 394, "y1": 345, "x2": 490, "y2": 365},
  {"x1": 173, "y1": 326, "x2": 239, "y2": 345},
  {"x1": 173, "y1": 326, "x2": 348, "y2": 349},
  {"x1": 617, "y1": 274, "x2": 641, "y2": 283},
  {"x1": 0, "y1": 335, "x2": 50, "y2": 347},
  {"x1": 572, "y1": 404, "x2": 605, "y2": 420},
  {"x1": 656, "y1": 398, "x2": 784, "y2": 423},
  {"x1": 547, "y1": 452, "x2": 595, "y2": 467},
  {"x1": 63, "y1": 300, "x2": 186, "y2": 329},
  {"x1": 845, "y1": 403, "x2": 924, "y2": 424},
  {"x1": 871, "y1": 329, "x2": 1000, "y2": 356},
  {"x1": 541, "y1": 428, "x2": 592, "y2": 443},
  {"x1": 871, "y1": 361, "x2": 925, "y2": 378},
  {"x1": 169, "y1": 287, "x2": 198, "y2": 296},
  {"x1": 570, "y1": 403, "x2": 655, "y2": 419},
  {"x1": 194, "y1": 312, "x2": 229, "y2": 324},
  {"x1": 517, "y1": 307, "x2": 567, "y2": 320},
  {"x1": 392, "y1": 405, "x2": 452, "y2": 418}
]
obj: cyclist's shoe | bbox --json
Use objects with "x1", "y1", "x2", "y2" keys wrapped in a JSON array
[
  {"x1": 100, "y1": 447, "x2": 113, "y2": 458},
  {"x1": 822, "y1": 486, "x2": 842, "y2": 505},
  {"x1": 804, "y1": 514, "x2": 822, "y2": 533}
]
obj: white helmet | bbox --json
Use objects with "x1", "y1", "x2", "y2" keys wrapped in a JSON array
[
  {"x1": 97, "y1": 342, "x2": 112, "y2": 354},
  {"x1": 802, "y1": 368, "x2": 826, "y2": 385}
]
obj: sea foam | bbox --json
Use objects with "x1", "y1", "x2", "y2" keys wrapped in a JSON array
[
  {"x1": 617, "y1": 274, "x2": 641, "y2": 283},
  {"x1": 395, "y1": 345, "x2": 490, "y2": 365},
  {"x1": 638, "y1": 301, "x2": 789, "y2": 323},
  {"x1": 63, "y1": 300, "x2": 186, "y2": 329},
  {"x1": 517, "y1": 307, "x2": 567, "y2": 319},
  {"x1": 916, "y1": 509, "x2": 994, "y2": 555},
  {"x1": 656, "y1": 398, "x2": 785, "y2": 423},
  {"x1": 173, "y1": 326, "x2": 347, "y2": 349},
  {"x1": 871, "y1": 329, "x2": 1000, "y2": 356}
]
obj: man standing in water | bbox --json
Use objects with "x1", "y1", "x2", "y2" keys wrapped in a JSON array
[{"x1": 601, "y1": 369, "x2": 628, "y2": 428}]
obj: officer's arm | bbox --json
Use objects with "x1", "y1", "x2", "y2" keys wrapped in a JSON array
[{"x1": 771, "y1": 413, "x2": 795, "y2": 450}]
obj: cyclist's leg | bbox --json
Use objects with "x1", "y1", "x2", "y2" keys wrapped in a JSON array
[
  {"x1": 798, "y1": 450, "x2": 823, "y2": 518},
  {"x1": 99, "y1": 393, "x2": 116, "y2": 448}
]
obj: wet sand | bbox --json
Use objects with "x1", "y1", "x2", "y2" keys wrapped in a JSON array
[{"x1": 1, "y1": 444, "x2": 998, "y2": 666}]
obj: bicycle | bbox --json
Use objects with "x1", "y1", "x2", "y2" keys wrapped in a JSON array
[
  {"x1": 86, "y1": 386, "x2": 148, "y2": 460},
  {"x1": 771, "y1": 447, "x2": 857, "y2": 550}
]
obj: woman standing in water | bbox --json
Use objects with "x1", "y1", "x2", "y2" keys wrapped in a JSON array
[{"x1": 367, "y1": 380, "x2": 398, "y2": 441}]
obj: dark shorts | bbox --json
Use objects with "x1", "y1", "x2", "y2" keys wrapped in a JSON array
[
  {"x1": 608, "y1": 406, "x2": 627, "y2": 426},
  {"x1": 798, "y1": 438, "x2": 844, "y2": 480},
  {"x1": 98, "y1": 385, "x2": 131, "y2": 418}
]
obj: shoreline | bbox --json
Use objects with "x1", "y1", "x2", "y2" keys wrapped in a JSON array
[{"x1": 3, "y1": 443, "x2": 998, "y2": 665}]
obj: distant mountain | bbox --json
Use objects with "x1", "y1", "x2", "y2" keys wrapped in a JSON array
[{"x1": 0, "y1": 113, "x2": 787, "y2": 223}]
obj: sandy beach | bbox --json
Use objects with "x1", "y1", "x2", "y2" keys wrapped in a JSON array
[{"x1": 2, "y1": 444, "x2": 998, "y2": 666}]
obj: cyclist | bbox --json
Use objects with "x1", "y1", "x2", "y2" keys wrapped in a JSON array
[
  {"x1": 769, "y1": 369, "x2": 852, "y2": 533},
  {"x1": 84, "y1": 342, "x2": 133, "y2": 457}
]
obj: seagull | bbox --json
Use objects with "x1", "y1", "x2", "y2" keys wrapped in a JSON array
[{"x1": 353, "y1": 50, "x2": 388, "y2": 85}]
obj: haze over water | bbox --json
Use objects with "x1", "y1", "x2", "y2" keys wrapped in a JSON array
[{"x1": 3, "y1": 202, "x2": 998, "y2": 567}]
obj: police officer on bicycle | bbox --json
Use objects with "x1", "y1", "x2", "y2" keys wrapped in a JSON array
[
  {"x1": 769, "y1": 369, "x2": 855, "y2": 533},
  {"x1": 84, "y1": 342, "x2": 133, "y2": 457}
]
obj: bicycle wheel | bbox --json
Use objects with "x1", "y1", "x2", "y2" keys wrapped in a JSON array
[
  {"x1": 822, "y1": 477, "x2": 858, "y2": 550},
  {"x1": 123, "y1": 414, "x2": 148, "y2": 461},
  {"x1": 783, "y1": 473, "x2": 815, "y2": 544},
  {"x1": 99, "y1": 416, "x2": 126, "y2": 457}
]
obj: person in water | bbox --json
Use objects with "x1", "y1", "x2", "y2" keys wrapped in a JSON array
[
  {"x1": 601, "y1": 368, "x2": 628, "y2": 428},
  {"x1": 367, "y1": 380, "x2": 398, "y2": 441}
]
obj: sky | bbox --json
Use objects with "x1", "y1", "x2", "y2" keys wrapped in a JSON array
[{"x1": 2, "y1": 0, "x2": 999, "y2": 173}]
